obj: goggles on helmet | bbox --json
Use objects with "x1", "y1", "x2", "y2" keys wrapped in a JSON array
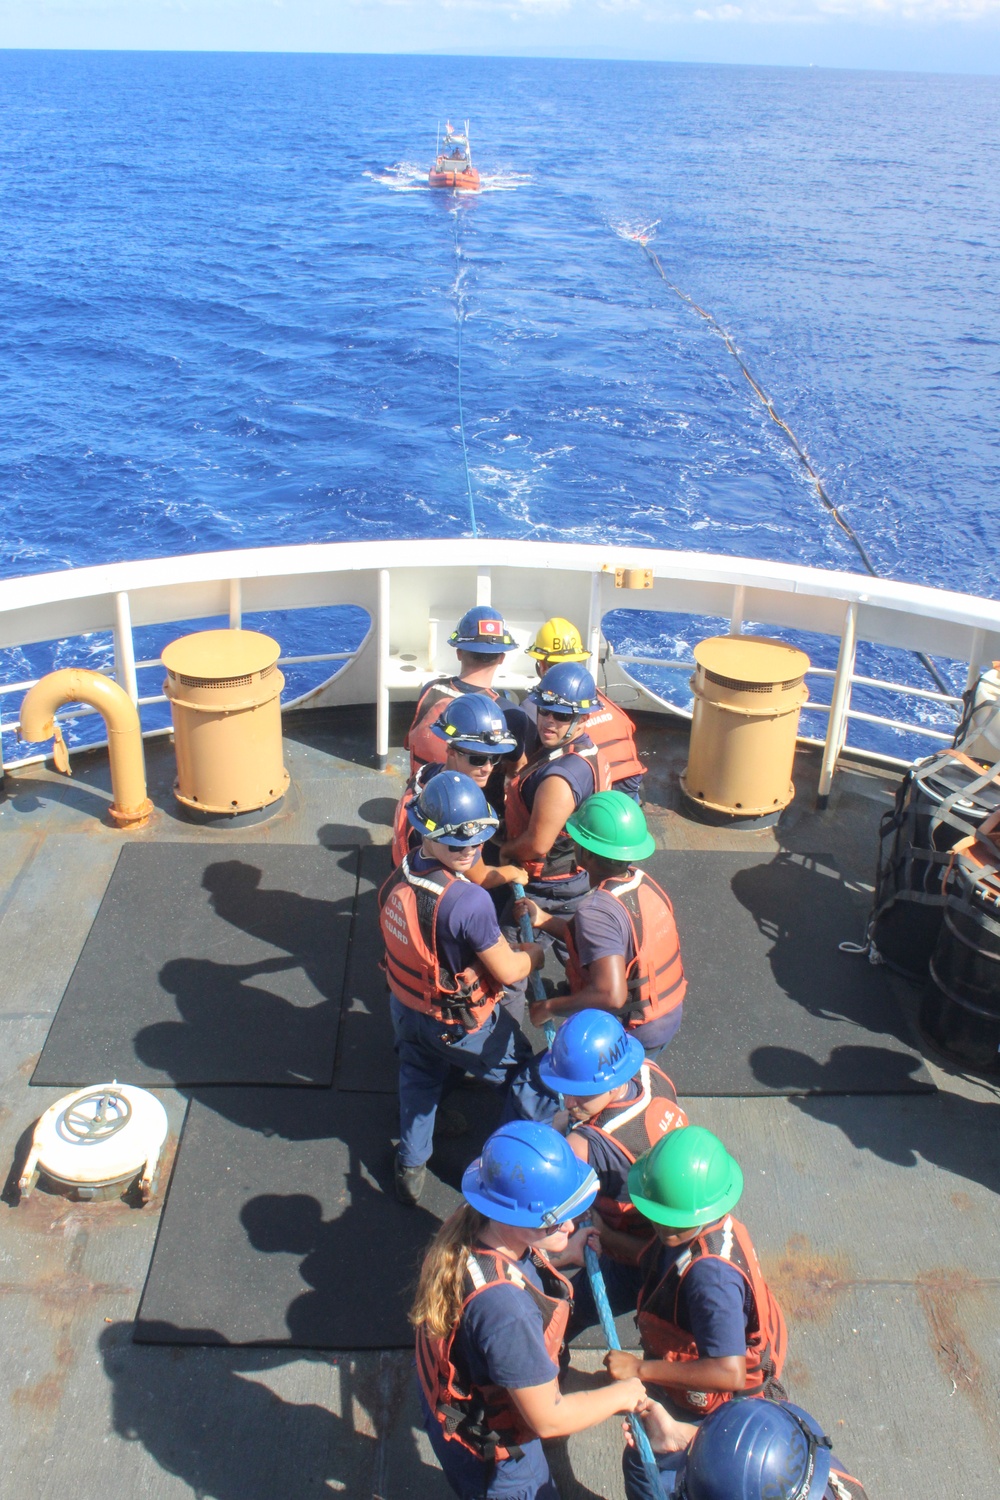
[
  {"x1": 534, "y1": 688, "x2": 594, "y2": 714},
  {"x1": 424, "y1": 815, "x2": 499, "y2": 842},
  {"x1": 539, "y1": 1165, "x2": 599, "y2": 1229}
]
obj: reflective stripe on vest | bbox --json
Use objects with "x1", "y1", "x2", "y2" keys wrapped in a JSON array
[
  {"x1": 415, "y1": 1247, "x2": 572, "y2": 1463},
  {"x1": 378, "y1": 858, "x2": 502, "y2": 1029},
  {"x1": 829, "y1": 1472, "x2": 869, "y2": 1500},
  {"x1": 566, "y1": 869, "x2": 686, "y2": 1027},
  {"x1": 584, "y1": 692, "x2": 646, "y2": 785},
  {"x1": 391, "y1": 764, "x2": 436, "y2": 868},
  {"x1": 505, "y1": 737, "x2": 598, "y2": 882},
  {"x1": 636, "y1": 1214, "x2": 788, "y2": 1416},
  {"x1": 576, "y1": 1063, "x2": 688, "y2": 1243}
]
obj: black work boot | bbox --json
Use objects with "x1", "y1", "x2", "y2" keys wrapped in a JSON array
[{"x1": 394, "y1": 1152, "x2": 426, "y2": 1207}]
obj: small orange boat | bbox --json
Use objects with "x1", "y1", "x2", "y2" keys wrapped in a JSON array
[{"x1": 429, "y1": 120, "x2": 480, "y2": 192}]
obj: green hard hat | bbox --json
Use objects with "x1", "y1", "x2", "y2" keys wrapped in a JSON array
[
  {"x1": 627, "y1": 1126, "x2": 744, "y2": 1228},
  {"x1": 566, "y1": 791, "x2": 655, "y2": 861}
]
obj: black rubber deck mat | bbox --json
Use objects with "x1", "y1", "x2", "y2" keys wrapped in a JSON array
[
  {"x1": 133, "y1": 1082, "x2": 633, "y2": 1350},
  {"x1": 134, "y1": 1084, "x2": 495, "y2": 1349},
  {"x1": 32, "y1": 843, "x2": 359, "y2": 1088},
  {"x1": 651, "y1": 850, "x2": 933, "y2": 1095},
  {"x1": 332, "y1": 844, "x2": 395, "y2": 1093}
]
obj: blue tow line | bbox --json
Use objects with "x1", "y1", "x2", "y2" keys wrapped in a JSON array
[
  {"x1": 585, "y1": 1242, "x2": 663, "y2": 1491},
  {"x1": 511, "y1": 881, "x2": 555, "y2": 1046}
]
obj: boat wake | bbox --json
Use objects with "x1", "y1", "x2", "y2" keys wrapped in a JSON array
[
  {"x1": 363, "y1": 162, "x2": 430, "y2": 191},
  {"x1": 612, "y1": 217, "x2": 661, "y2": 245}
]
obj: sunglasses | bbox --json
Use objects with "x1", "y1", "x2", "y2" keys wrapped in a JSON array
[
  {"x1": 457, "y1": 750, "x2": 503, "y2": 767},
  {"x1": 536, "y1": 707, "x2": 575, "y2": 723}
]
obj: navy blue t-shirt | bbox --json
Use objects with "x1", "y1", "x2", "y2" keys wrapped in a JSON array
[
  {"x1": 521, "y1": 732, "x2": 598, "y2": 815},
  {"x1": 648, "y1": 1243, "x2": 751, "y2": 1359},
  {"x1": 408, "y1": 850, "x2": 501, "y2": 979},
  {"x1": 451, "y1": 1252, "x2": 560, "y2": 1394}
]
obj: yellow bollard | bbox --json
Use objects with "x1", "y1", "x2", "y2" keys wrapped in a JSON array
[
  {"x1": 162, "y1": 629, "x2": 289, "y2": 816},
  {"x1": 681, "y1": 636, "x2": 809, "y2": 823}
]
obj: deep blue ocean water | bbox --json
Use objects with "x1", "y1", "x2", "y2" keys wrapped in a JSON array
[{"x1": 2, "y1": 51, "x2": 999, "y2": 758}]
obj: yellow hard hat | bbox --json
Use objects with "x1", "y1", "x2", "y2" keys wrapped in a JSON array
[{"x1": 527, "y1": 617, "x2": 589, "y2": 663}]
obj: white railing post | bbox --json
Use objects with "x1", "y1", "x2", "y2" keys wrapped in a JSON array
[
  {"x1": 113, "y1": 591, "x2": 139, "y2": 707},
  {"x1": 966, "y1": 626, "x2": 986, "y2": 692},
  {"x1": 586, "y1": 571, "x2": 603, "y2": 675},
  {"x1": 729, "y1": 585, "x2": 745, "y2": 637},
  {"x1": 476, "y1": 568, "x2": 491, "y2": 606},
  {"x1": 817, "y1": 600, "x2": 858, "y2": 809},
  {"x1": 229, "y1": 579, "x2": 242, "y2": 630},
  {"x1": 376, "y1": 569, "x2": 390, "y2": 770}
]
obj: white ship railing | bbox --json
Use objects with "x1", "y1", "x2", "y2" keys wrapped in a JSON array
[{"x1": 1, "y1": 538, "x2": 997, "y2": 799}]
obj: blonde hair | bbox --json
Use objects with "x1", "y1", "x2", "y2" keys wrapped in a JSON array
[{"x1": 409, "y1": 1204, "x2": 490, "y2": 1339}]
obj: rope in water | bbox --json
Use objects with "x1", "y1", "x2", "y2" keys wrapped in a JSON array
[
  {"x1": 584, "y1": 1243, "x2": 663, "y2": 1488},
  {"x1": 633, "y1": 234, "x2": 952, "y2": 697},
  {"x1": 453, "y1": 208, "x2": 479, "y2": 539}
]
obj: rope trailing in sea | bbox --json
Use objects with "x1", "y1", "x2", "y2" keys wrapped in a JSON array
[
  {"x1": 584, "y1": 1243, "x2": 662, "y2": 1489},
  {"x1": 453, "y1": 208, "x2": 478, "y2": 539},
  {"x1": 635, "y1": 235, "x2": 951, "y2": 697}
]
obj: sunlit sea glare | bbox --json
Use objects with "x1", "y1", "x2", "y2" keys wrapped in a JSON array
[{"x1": 1, "y1": 52, "x2": 998, "y2": 757}]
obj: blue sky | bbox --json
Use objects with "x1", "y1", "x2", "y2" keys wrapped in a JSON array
[{"x1": 1, "y1": 0, "x2": 999, "y2": 73}]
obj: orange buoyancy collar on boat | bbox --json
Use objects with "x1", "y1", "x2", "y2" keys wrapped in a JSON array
[
  {"x1": 577, "y1": 1062, "x2": 688, "y2": 1245},
  {"x1": 416, "y1": 1246, "x2": 572, "y2": 1462},
  {"x1": 636, "y1": 1214, "x2": 788, "y2": 1415},
  {"x1": 583, "y1": 693, "x2": 646, "y2": 786},
  {"x1": 566, "y1": 869, "x2": 686, "y2": 1027},
  {"x1": 505, "y1": 738, "x2": 600, "y2": 882},
  {"x1": 378, "y1": 859, "x2": 503, "y2": 1030}
]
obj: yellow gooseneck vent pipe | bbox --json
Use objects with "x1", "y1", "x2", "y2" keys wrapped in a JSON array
[{"x1": 19, "y1": 669, "x2": 153, "y2": 828}]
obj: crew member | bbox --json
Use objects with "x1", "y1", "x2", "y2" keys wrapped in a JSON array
[
  {"x1": 620, "y1": 1395, "x2": 869, "y2": 1500},
  {"x1": 517, "y1": 792, "x2": 686, "y2": 1056},
  {"x1": 391, "y1": 696, "x2": 527, "y2": 898},
  {"x1": 604, "y1": 1126, "x2": 788, "y2": 1417},
  {"x1": 536, "y1": 1010, "x2": 687, "y2": 1328},
  {"x1": 525, "y1": 616, "x2": 646, "y2": 797},
  {"x1": 498, "y1": 662, "x2": 606, "y2": 1020},
  {"x1": 412, "y1": 1120, "x2": 648, "y2": 1500},
  {"x1": 379, "y1": 772, "x2": 547, "y2": 1207},
  {"x1": 406, "y1": 606, "x2": 519, "y2": 774}
]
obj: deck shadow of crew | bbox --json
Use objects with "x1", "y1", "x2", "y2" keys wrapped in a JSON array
[
  {"x1": 99, "y1": 1321, "x2": 450, "y2": 1500},
  {"x1": 132, "y1": 856, "x2": 356, "y2": 1089},
  {"x1": 730, "y1": 853, "x2": 915, "y2": 1046},
  {"x1": 750, "y1": 1043, "x2": 1000, "y2": 1197}
]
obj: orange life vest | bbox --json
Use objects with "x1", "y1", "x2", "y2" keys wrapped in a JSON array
[
  {"x1": 828, "y1": 1474, "x2": 869, "y2": 1500},
  {"x1": 378, "y1": 858, "x2": 503, "y2": 1031},
  {"x1": 584, "y1": 692, "x2": 646, "y2": 787},
  {"x1": 566, "y1": 869, "x2": 686, "y2": 1028},
  {"x1": 505, "y1": 736, "x2": 600, "y2": 882},
  {"x1": 574, "y1": 1062, "x2": 688, "y2": 1248},
  {"x1": 405, "y1": 679, "x2": 505, "y2": 775},
  {"x1": 636, "y1": 1214, "x2": 787, "y2": 1415},
  {"x1": 391, "y1": 764, "x2": 437, "y2": 868},
  {"x1": 415, "y1": 1246, "x2": 572, "y2": 1463}
]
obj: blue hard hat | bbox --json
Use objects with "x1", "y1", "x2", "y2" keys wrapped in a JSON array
[
  {"x1": 448, "y1": 606, "x2": 518, "y2": 655},
  {"x1": 528, "y1": 661, "x2": 598, "y2": 716},
  {"x1": 538, "y1": 1011, "x2": 644, "y2": 1097},
  {"x1": 681, "y1": 1399, "x2": 833, "y2": 1500},
  {"x1": 431, "y1": 694, "x2": 517, "y2": 755},
  {"x1": 407, "y1": 771, "x2": 499, "y2": 847},
  {"x1": 463, "y1": 1121, "x2": 599, "y2": 1228}
]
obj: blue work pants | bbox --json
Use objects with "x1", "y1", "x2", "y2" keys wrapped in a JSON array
[
  {"x1": 391, "y1": 995, "x2": 554, "y2": 1169},
  {"x1": 420, "y1": 1387, "x2": 560, "y2": 1500}
]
